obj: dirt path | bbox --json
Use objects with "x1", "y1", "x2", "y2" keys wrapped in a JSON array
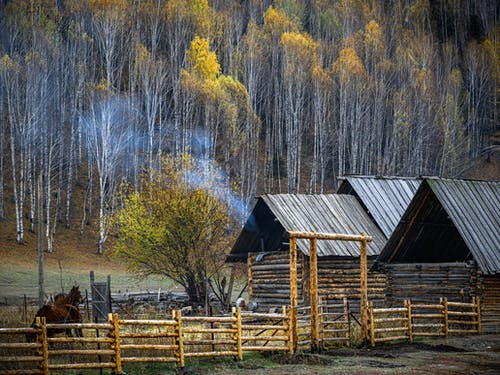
[{"x1": 210, "y1": 335, "x2": 500, "y2": 375}]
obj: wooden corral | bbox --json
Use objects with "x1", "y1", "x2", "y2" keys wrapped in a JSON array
[
  {"x1": 0, "y1": 309, "x2": 291, "y2": 374},
  {"x1": 377, "y1": 178, "x2": 500, "y2": 333},
  {"x1": 368, "y1": 297, "x2": 481, "y2": 346}
]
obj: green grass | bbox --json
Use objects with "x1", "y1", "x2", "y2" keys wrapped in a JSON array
[{"x1": 0, "y1": 263, "x2": 174, "y2": 303}]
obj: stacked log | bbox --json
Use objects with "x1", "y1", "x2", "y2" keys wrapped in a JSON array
[
  {"x1": 382, "y1": 262, "x2": 478, "y2": 306},
  {"x1": 316, "y1": 257, "x2": 386, "y2": 313},
  {"x1": 480, "y1": 275, "x2": 500, "y2": 333},
  {"x1": 248, "y1": 252, "x2": 303, "y2": 311},
  {"x1": 248, "y1": 252, "x2": 385, "y2": 313}
]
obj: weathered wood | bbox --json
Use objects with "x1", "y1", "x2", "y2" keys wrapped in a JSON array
[
  {"x1": 288, "y1": 231, "x2": 373, "y2": 242},
  {"x1": 184, "y1": 351, "x2": 237, "y2": 357},
  {"x1": 360, "y1": 233, "x2": 368, "y2": 342},
  {"x1": 48, "y1": 363, "x2": 116, "y2": 369},
  {"x1": 309, "y1": 237, "x2": 319, "y2": 352},
  {"x1": 121, "y1": 357, "x2": 176, "y2": 363},
  {"x1": 289, "y1": 236, "x2": 298, "y2": 354}
]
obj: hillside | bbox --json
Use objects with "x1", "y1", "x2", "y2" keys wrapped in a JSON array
[{"x1": 0, "y1": 209, "x2": 168, "y2": 303}]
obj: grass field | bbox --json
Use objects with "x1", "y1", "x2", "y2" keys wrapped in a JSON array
[{"x1": 0, "y1": 218, "x2": 173, "y2": 304}]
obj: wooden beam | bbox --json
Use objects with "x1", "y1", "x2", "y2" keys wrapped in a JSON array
[
  {"x1": 360, "y1": 232, "x2": 368, "y2": 342},
  {"x1": 289, "y1": 236, "x2": 298, "y2": 354},
  {"x1": 309, "y1": 237, "x2": 319, "y2": 352},
  {"x1": 288, "y1": 231, "x2": 373, "y2": 242}
]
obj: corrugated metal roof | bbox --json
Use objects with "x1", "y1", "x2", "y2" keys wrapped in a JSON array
[
  {"x1": 337, "y1": 177, "x2": 421, "y2": 237},
  {"x1": 426, "y1": 179, "x2": 500, "y2": 274},
  {"x1": 377, "y1": 179, "x2": 500, "y2": 275},
  {"x1": 260, "y1": 194, "x2": 387, "y2": 257}
]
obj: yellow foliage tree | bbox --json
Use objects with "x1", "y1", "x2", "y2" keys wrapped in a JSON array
[
  {"x1": 333, "y1": 47, "x2": 366, "y2": 82},
  {"x1": 186, "y1": 36, "x2": 220, "y2": 81},
  {"x1": 113, "y1": 155, "x2": 231, "y2": 305}
]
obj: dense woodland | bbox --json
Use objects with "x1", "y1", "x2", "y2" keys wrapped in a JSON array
[{"x1": 0, "y1": 0, "x2": 498, "y2": 253}]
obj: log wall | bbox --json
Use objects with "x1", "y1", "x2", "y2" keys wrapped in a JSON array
[
  {"x1": 248, "y1": 252, "x2": 385, "y2": 313},
  {"x1": 315, "y1": 257, "x2": 386, "y2": 313},
  {"x1": 479, "y1": 274, "x2": 500, "y2": 333},
  {"x1": 248, "y1": 252, "x2": 304, "y2": 312},
  {"x1": 382, "y1": 262, "x2": 479, "y2": 305}
]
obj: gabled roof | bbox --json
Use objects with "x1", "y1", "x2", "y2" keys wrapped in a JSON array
[
  {"x1": 377, "y1": 178, "x2": 500, "y2": 274},
  {"x1": 337, "y1": 176, "x2": 421, "y2": 238},
  {"x1": 229, "y1": 194, "x2": 387, "y2": 260}
]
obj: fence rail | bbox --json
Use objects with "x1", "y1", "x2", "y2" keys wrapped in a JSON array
[
  {"x1": 0, "y1": 307, "x2": 290, "y2": 374},
  {"x1": 368, "y1": 297, "x2": 481, "y2": 346}
]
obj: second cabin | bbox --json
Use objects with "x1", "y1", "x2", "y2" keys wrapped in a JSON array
[{"x1": 227, "y1": 194, "x2": 387, "y2": 312}]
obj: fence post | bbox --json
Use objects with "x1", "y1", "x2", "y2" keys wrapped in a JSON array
[
  {"x1": 175, "y1": 310, "x2": 185, "y2": 368},
  {"x1": 405, "y1": 300, "x2": 413, "y2": 342},
  {"x1": 231, "y1": 307, "x2": 243, "y2": 360},
  {"x1": 109, "y1": 313, "x2": 122, "y2": 374},
  {"x1": 368, "y1": 302, "x2": 375, "y2": 347},
  {"x1": 442, "y1": 298, "x2": 448, "y2": 337},
  {"x1": 282, "y1": 305, "x2": 288, "y2": 351},
  {"x1": 475, "y1": 296, "x2": 481, "y2": 334},
  {"x1": 288, "y1": 306, "x2": 294, "y2": 354},
  {"x1": 38, "y1": 317, "x2": 49, "y2": 375}
]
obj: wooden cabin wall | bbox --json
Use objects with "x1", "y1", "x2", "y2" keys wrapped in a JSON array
[
  {"x1": 248, "y1": 251, "x2": 304, "y2": 312},
  {"x1": 381, "y1": 262, "x2": 479, "y2": 305},
  {"x1": 248, "y1": 253, "x2": 385, "y2": 313},
  {"x1": 313, "y1": 257, "x2": 386, "y2": 312},
  {"x1": 479, "y1": 274, "x2": 500, "y2": 333}
]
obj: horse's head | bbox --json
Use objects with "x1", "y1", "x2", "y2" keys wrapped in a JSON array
[{"x1": 69, "y1": 286, "x2": 83, "y2": 305}]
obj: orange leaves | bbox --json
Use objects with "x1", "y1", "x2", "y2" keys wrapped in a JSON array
[
  {"x1": 333, "y1": 47, "x2": 366, "y2": 82},
  {"x1": 364, "y1": 20, "x2": 384, "y2": 53},
  {"x1": 186, "y1": 36, "x2": 220, "y2": 81}
]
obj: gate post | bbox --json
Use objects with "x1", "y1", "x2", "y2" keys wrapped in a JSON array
[
  {"x1": 38, "y1": 317, "x2": 49, "y2": 375},
  {"x1": 109, "y1": 313, "x2": 122, "y2": 374},
  {"x1": 289, "y1": 236, "x2": 298, "y2": 354},
  {"x1": 360, "y1": 233, "x2": 368, "y2": 342},
  {"x1": 309, "y1": 237, "x2": 319, "y2": 353}
]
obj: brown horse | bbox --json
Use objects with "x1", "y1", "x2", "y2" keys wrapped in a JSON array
[
  {"x1": 54, "y1": 285, "x2": 83, "y2": 307},
  {"x1": 29, "y1": 304, "x2": 83, "y2": 340}
]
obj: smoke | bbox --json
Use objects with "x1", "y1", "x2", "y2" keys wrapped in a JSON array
[
  {"x1": 177, "y1": 128, "x2": 251, "y2": 223},
  {"x1": 183, "y1": 156, "x2": 250, "y2": 223}
]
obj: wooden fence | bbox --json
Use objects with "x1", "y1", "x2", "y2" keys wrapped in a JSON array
[
  {"x1": 297, "y1": 298, "x2": 351, "y2": 350},
  {"x1": 0, "y1": 307, "x2": 291, "y2": 374},
  {"x1": 368, "y1": 297, "x2": 481, "y2": 346}
]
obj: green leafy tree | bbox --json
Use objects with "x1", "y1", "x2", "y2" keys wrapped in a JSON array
[{"x1": 112, "y1": 155, "x2": 231, "y2": 305}]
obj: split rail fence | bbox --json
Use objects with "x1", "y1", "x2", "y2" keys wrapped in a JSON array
[
  {"x1": 0, "y1": 307, "x2": 291, "y2": 374},
  {"x1": 368, "y1": 297, "x2": 481, "y2": 346}
]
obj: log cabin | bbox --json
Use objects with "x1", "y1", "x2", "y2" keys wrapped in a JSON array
[
  {"x1": 227, "y1": 194, "x2": 387, "y2": 312},
  {"x1": 376, "y1": 178, "x2": 500, "y2": 332}
]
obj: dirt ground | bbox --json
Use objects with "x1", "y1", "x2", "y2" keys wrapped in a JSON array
[{"x1": 208, "y1": 335, "x2": 500, "y2": 375}]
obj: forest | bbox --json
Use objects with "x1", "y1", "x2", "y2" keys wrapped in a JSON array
[{"x1": 0, "y1": 0, "x2": 498, "y2": 254}]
